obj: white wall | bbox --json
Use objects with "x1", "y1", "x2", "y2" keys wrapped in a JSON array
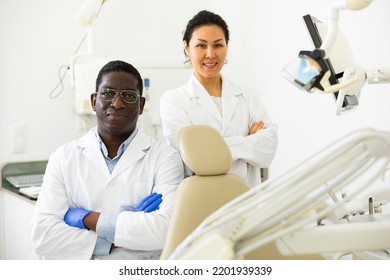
[
  {"x1": 0, "y1": 0, "x2": 87, "y2": 164},
  {"x1": 0, "y1": 0, "x2": 389, "y2": 258}
]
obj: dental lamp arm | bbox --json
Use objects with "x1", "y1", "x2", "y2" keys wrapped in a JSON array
[
  {"x1": 315, "y1": 66, "x2": 390, "y2": 95},
  {"x1": 321, "y1": 0, "x2": 374, "y2": 54}
]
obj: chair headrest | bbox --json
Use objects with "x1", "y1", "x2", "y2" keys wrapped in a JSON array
[{"x1": 179, "y1": 125, "x2": 232, "y2": 176}]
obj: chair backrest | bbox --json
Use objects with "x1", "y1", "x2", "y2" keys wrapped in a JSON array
[{"x1": 160, "y1": 125, "x2": 250, "y2": 259}]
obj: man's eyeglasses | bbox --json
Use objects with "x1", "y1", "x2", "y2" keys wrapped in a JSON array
[{"x1": 94, "y1": 89, "x2": 140, "y2": 104}]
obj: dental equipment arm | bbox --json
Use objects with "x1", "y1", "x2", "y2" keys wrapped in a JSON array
[
  {"x1": 366, "y1": 68, "x2": 390, "y2": 84},
  {"x1": 76, "y1": 0, "x2": 108, "y2": 27},
  {"x1": 167, "y1": 128, "x2": 390, "y2": 259},
  {"x1": 320, "y1": 0, "x2": 374, "y2": 54},
  {"x1": 70, "y1": 0, "x2": 108, "y2": 89}
]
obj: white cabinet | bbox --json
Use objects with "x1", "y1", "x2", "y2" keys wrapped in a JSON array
[
  {"x1": 0, "y1": 160, "x2": 46, "y2": 259},
  {"x1": 1, "y1": 190, "x2": 40, "y2": 260},
  {"x1": 0, "y1": 190, "x2": 4, "y2": 259}
]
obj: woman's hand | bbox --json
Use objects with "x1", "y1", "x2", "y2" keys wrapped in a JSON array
[{"x1": 248, "y1": 121, "x2": 265, "y2": 135}]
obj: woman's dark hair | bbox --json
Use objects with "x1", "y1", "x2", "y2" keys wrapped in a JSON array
[
  {"x1": 95, "y1": 60, "x2": 143, "y2": 95},
  {"x1": 182, "y1": 10, "x2": 230, "y2": 45}
]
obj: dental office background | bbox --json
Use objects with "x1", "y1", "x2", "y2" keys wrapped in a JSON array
[{"x1": 0, "y1": 0, "x2": 389, "y2": 260}]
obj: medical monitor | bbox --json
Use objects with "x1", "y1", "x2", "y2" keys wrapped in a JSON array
[{"x1": 303, "y1": 14, "x2": 360, "y2": 113}]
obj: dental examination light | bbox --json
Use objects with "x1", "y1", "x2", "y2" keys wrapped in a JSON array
[
  {"x1": 282, "y1": 0, "x2": 390, "y2": 115},
  {"x1": 74, "y1": 0, "x2": 108, "y2": 54},
  {"x1": 70, "y1": 0, "x2": 108, "y2": 76},
  {"x1": 168, "y1": 128, "x2": 390, "y2": 260},
  {"x1": 49, "y1": 0, "x2": 108, "y2": 99},
  {"x1": 76, "y1": 0, "x2": 108, "y2": 27},
  {"x1": 69, "y1": 0, "x2": 109, "y2": 114}
]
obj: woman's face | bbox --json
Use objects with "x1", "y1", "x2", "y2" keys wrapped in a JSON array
[{"x1": 184, "y1": 24, "x2": 228, "y2": 83}]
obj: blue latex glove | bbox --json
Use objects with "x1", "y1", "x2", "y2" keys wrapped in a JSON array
[
  {"x1": 64, "y1": 208, "x2": 91, "y2": 229},
  {"x1": 134, "y1": 193, "x2": 162, "y2": 213}
]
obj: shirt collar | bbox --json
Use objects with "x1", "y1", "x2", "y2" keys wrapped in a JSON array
[{"x1": 93, "y1": 127, "x2": 138, "y2": 160}]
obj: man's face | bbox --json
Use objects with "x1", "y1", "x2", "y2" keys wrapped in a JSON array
[{"x1": 91, "y1": 71, "x2": 145, "y2": 140}]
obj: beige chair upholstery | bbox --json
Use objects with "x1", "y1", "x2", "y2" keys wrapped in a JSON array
[
  {"x1": 160, "y1": 125, "x2": 323, "y2": 260},
  {"x1": 160, "y1": 125, "x2": 250, "y2": 259}
]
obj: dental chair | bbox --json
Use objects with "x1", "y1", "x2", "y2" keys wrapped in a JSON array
[
  {"x1": 160, "y1": 125, "x2": 322, "y2": 260},
  {"x1": 160, "y1": 125, "x2": 250, "y2": 259},
  {"x1": 165, "y1": 128, "x2": 390, "y2": 260}
]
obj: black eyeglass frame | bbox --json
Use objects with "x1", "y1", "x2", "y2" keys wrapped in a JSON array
[{"x1": 93, "y1": 89, "x2": 141, "y2": 104}]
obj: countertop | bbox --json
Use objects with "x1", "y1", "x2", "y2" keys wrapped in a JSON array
[{"x1": 1, "y1": 160, "x2": 47, "y2": 201}]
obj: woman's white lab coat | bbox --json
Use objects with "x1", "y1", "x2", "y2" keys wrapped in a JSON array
[
  {"x1": 31, "y1": 128, "x2": 184, "y2": 260},
  {"x1": 160, "y1": 74, "x2": 278, "y2": 187}
]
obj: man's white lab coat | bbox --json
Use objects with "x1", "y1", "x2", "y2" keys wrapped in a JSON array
[{"x1": 31, "y1": 128, "x2": 184, "y2": 259}]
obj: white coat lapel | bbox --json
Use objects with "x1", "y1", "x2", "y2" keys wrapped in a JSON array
[
  {"x1": 189, "y1": 74, "x2": 223, "y2": 123},
  {"x1": 78, "y1": 130, "x2": 111, "y2": 178},
  {"x1": 221, "y1": 78, "x2": 241, "y2": 134},
  {"x1": 110, "y1": 131, "x2": 152, "y2": 178}
]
